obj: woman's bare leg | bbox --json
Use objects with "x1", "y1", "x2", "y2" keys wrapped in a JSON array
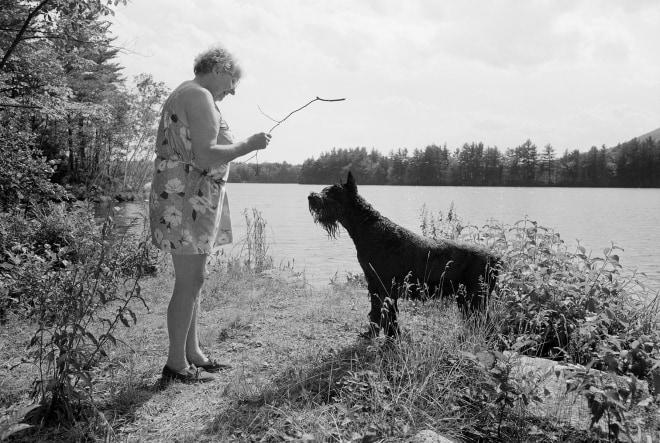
[
  {"x1": 166, "y1": 254, "x2": 207, "y2": 372},
  {"x1": 185, "y1": 260, "x2": 210, "y2": 365},
  {"x1": 185, "y1": 299, "x2": 208, "y2": 365}
]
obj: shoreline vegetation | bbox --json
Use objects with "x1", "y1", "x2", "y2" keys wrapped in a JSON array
[{"x1": 2, "y1": 204, "x2": 659, "y2": 442}]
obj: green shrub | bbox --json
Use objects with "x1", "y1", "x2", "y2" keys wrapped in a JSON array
[
  {"x1": 0, "y1": 202, "x2": 159, "y2": 319},
  {"x1": 421, "y1": 206, "x2": 660, "y2": 437},
  {"x1": 0, "y1": 201, "x2": 157, "y2": 433},
  {"x1": 482, "y1": 219, "x2": 659, "y2": 375},
  {"x1": 420, "y1": 207, "x2": 659, "y2": 379},
  {"x1": 0, "y1": 203, "x2": 94, "y2": 319},
  {"x1": 0, "y1": 124, "x2": 68, "y2": 215}
]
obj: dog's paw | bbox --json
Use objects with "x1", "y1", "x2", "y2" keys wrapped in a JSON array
[{"x1": 358, "y1": 324, "x2": 380, "y2": 339}]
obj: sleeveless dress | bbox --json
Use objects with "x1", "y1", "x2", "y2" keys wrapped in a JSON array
[{"x1": 149, "y1": 83, "x2": 233, "y2": 254}]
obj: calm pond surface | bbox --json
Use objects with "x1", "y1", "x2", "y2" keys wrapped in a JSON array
[{"x1": 111, "y1": 183, "x2": 660, "y2": 288}]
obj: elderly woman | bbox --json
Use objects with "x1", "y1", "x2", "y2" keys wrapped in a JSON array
[{"x1": 149, "y1": 45, "x2": 271, "y2": 383}]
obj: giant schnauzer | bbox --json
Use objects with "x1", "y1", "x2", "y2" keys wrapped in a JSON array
[{"x1": 308, "y1": 171, "x2": 499, "y2": 338}]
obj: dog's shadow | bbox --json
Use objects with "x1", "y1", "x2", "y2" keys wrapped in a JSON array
[{"x1": 202, "y1": 339, "x2": 391, "y2": 437}]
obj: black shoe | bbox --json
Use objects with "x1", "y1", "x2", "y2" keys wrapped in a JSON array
[
  {"x1": 193, "y1": 358, "x2": 232, "y2": 373},
  {"x1": 161, "y1": 365, "x2": 215, "y2": 384}
]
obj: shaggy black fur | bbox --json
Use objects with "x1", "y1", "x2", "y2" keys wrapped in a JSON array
[{"x1": 308, "y1": 171, "x2": 500, "y2": 338}]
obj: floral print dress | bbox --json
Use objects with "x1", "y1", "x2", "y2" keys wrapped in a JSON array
[{"x1": 149, "y1": 83, "x2": 233, "y2": 254}]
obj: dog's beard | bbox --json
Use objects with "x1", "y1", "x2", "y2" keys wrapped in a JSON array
[
  {"x1": 319, "y1": 219, "x2": 340, "y2": 238},
  {"x1": 308, "y1": 198, "x2": 341, "y2": 238},
  {"x1": 309, "y1": 208, "x2": 340, "y2": 238}
]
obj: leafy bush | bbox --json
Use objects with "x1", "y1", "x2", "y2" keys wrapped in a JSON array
[
  {"x1": 0, "y1": 203, "x2": 94, "y2": 319},
  {"x1": 480, "y1": 219, "x2": 659, "y2": 376},
  {"x1": 0, "y1": 123, "x2": 68, "y2": 215},
  {"x1": 0, "y1": 202, "x2": 157, "y2": 432},
  {"x1": 420, "y1": 207, "x2": 659, "y2": 379},
  {"x1": 0, "y1": 202, "x2": 159, "y2": 318},
  {"x1": 421, "y1": 206, "x2": 660, "y2": 436}
]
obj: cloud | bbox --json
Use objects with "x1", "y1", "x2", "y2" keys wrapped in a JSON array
[
  {"x1": 108, "y1": 0, "x2": 660, "y2": 164},
  {"x1": 427, "y1": 1, "x2": 580, "y2": 69}
]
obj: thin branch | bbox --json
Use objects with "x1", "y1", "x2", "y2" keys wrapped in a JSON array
[
  {"x1": 0, "y1": 0, "x2": 52, "y2": 71},
  {"x1": 245, "y1": 96, "x2": 345, "y2": 175},
  {"x1": 0, "y1": 28, "x2": 143, "y2": 57},
  {"x1": 264, "y1": 96, "x2": 345, "y2": 133},
  {"x1": 257, "y1": 105, "x2": 279, "y2": 123}
]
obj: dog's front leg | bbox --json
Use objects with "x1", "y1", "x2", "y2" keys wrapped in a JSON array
[
  {"x1": 363, "y1": 281, "x2": 382, "y2": 338},
  {"x1": 382, "y1": 296, "x2": 400, "y2": 338}
]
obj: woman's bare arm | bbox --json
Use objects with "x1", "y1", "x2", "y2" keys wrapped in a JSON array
[{"x1": 182, "y1": 87, "x2": 269, "y2": 167}]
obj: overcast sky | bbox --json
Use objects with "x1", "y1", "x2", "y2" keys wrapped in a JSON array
[{"x1": 109, "y1": 0, "x2": 660, "y2": 165}]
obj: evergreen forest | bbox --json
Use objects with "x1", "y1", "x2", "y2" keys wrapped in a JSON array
[
  {"x1": 1, "y1": 0, "x2": 659, "y2": 212},
  {"x1": 240, "y1": 137, "x2": 660, "y2": 187}
]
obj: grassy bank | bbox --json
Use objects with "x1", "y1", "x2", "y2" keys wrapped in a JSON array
[
  {"x1": 4, "y1": 265, "x2": 656, "y2": 442},
  {"x1": 2, "y1": 205, "x2": 660, "y2": 442}
]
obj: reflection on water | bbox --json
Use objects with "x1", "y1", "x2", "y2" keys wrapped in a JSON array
[{"x1": 101, "y1": 184, "x2": 660, "y2": 289}]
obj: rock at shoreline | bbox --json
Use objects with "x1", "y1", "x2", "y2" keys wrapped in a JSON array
[{"x1": 505, "y1": 352, "x2": 651, "y2": 435}]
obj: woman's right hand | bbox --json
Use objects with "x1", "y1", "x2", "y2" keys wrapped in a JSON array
[{"x1": 246, "y1": 132, "x2": 272, "y2": 151}]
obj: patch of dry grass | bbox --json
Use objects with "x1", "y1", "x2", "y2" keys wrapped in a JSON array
[
  {"x1": 98, "y1": 263, "x2": 368, "y2": 442},
  {"x1": 200, "y1": 298, "x2": 480, "y2": 442}
]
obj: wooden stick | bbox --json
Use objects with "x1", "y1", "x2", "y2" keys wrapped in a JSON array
[
  {"x1": 261, "y1": 96, "x2": 346, "y2": 134},
  {"x1": 249, "y1": 96, "x2": 345, "y2": 175}
]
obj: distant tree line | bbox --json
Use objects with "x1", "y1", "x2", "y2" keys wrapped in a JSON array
[
  {"x1": 1, "y1": 0, "x2": 658, "y2": 201},
  {"x1": 228, "y1": 161, "x2": 301, "y2": 183},
  {"x1": 293, "y1": 137, "x2": 660, "y2": 187}
]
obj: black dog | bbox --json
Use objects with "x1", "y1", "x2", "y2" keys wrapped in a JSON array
[{"x1": 308, "y1": 171, "x2": 499, "y2": 337}]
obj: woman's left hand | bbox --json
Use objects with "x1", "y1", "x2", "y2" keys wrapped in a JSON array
[{"x1": 246, "y1": 132, "x2": 272, "y2": 151}]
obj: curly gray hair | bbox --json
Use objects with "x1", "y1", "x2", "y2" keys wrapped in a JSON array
[{"x1": 193, "y1": 44, "x2": 243, "y2": 79}]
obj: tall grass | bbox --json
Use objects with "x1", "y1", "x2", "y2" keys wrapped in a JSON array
[
  {"x1": 210, "y1": 297, "x2": 601, "y2": 442},
  {"x1": 214, "y1": 207, "x2": 274, "y2": 275}
]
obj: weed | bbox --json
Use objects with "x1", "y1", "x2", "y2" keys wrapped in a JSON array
[
  {"x1": 240, "y1": 207, "x2": 274, "y2": 273},
  {"x1": 419, "y1": 201, "x2": 463, "y2": 241},
  {"x1": 212, "y1": 207, "x2": 274, "y2": 277}
]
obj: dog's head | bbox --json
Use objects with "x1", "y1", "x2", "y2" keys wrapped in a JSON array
[{"x1": 308, "y1": 171, "x2": 358, "y2": 238}]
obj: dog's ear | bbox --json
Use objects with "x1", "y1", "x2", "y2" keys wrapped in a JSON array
[{"x1": 346, "y1": 171, "x2": 357, "y2": 192}]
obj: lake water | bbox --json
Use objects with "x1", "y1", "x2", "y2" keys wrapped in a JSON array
[{"x1": 109, "y1": 184, "x2": 660, "y2": 288}]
